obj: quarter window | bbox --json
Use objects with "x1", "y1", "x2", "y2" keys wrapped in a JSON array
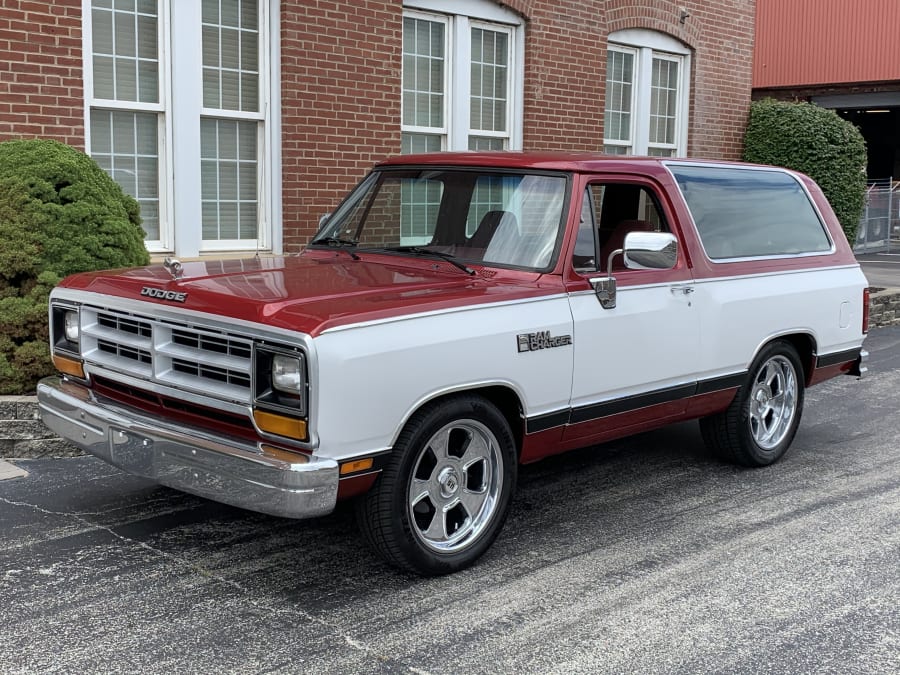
[{"x1": 669, "y1": 165, "x2": 832, "y2": 260}]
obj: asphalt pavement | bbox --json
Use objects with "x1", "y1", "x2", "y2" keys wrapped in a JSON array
[
  {"x1": 1, "y1": 327, "x2": 898, "y2": 674},
  {"x1": 856, "y1": 251, "x2": 900, "y2": 289}
]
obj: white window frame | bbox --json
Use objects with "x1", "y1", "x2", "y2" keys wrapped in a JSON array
[
  {"x1": 401, "y1": 10, "x2": 451, "y2": 150},
  {"x1": 83, "y1": 0, "x2": 172, "y2": 252},
  {"x1": 403, "y1": 0, "x2": 524, "y2": 151},
  {"x1": 603, "y1": 45, "x2": 638, "y2": 155},
  {"x1": 605, "y1": 29, "x2": 691, "y2": 157},
  {"x1": 83, "y1": 0, "x2": 282, "y2": 257}
]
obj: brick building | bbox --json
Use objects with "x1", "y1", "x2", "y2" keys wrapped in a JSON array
[{"x1": 0, "y1": 0, "x2": 755, "y2": 258}]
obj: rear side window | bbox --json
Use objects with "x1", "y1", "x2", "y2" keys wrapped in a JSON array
[{"x1": 669, "y1": 165, "x2": 832, "y2": 260}]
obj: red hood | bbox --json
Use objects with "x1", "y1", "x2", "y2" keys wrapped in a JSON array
[{"x1": 59, "y1": 253, "x2": 559, "y2": 336}]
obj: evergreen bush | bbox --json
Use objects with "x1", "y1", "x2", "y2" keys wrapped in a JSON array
[
  {"x1": 0, "y1": 139, "x2": 149, "y2": 394},
  {"x1": 743, "y1": 99, "x2": 867, "y2": 242}
]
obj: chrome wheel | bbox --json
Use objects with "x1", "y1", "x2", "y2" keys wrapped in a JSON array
[
  {"x1": 407, "y1": 419, "x2": 502, "y2": 553},
  {"x1": 748, "y1": 355, "x2": 798, "y2": 450}
]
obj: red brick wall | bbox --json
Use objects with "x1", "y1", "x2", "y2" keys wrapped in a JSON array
[
  {"x1": 673, "y1": 0, "x2": 756, "y2": 160},
  {"x1": 280, "y1": 0, "x2": 402, "y2": 252},
  {"x1": 0, "y1": 0, "x2": 84, "y2": 147},
  {"x1": 0, "y1": 0, "x2": 755, "y2": 253},
  {"x1": 518, "y1": 0, "x2": 754, "y2": 158}
]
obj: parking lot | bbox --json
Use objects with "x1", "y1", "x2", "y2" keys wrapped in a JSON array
[{"x1": 2, "y1": 326, "x2": 899, "y2": 674}]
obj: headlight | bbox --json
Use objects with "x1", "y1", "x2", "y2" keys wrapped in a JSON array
[
  {"x1": 52, "y1": 305, "x2": 81, "y2": 356},
  {"x1": 272, "y1": 354, "x2": 303, "y2": 395},
  {"x1": 64, "y1": 310, "x2": 80, "y2": 342},
  {"x1": 254, "y1": 346, "x2": 307, "y2": 416}
]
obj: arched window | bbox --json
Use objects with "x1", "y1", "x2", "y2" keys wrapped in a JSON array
[
  {"x1": 604, "y1": 29, "x2": 691, "y2": 157},
  {"x1": 401, "y1": 0, "x2": 525, "y2": 152}
]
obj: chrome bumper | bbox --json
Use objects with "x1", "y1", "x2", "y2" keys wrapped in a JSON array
[
  {"x1": 850, "y1": 349, "x2": 869, "y2": 378},
  {"x1": 37, "y1": 377, "x2": 339, "y2": 519}
]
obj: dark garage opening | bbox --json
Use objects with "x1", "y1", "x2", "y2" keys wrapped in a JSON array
[{"x1": 837, "y1": 107, "x2": 900, "y2": 181}]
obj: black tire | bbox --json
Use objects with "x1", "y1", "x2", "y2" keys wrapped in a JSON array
[
  {"x1": 355, "y1": 394, "x2": 517, "y2": 575},
  {"x1": 700, "y1": 340, "x2": 805, "y2": 467}
]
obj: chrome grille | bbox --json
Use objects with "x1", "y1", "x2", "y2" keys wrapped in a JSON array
[{"x1": 79, "y1": 306, "x2": 254, "y2": 403}]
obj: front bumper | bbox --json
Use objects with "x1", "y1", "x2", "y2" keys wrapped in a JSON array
[{"x1": 37, "y1": 377, "x2": 338, "y2": 519}]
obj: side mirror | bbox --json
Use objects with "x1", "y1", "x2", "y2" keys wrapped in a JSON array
[
  {"x1": 623, "y1": 231, "x2": 678, "y2": 270},
  {"x1": 590, "y1": 232, "x2": 678, "y2": 310},
  {"x1": 318, "y1": 212, "x2": 332, "y2": 228}
]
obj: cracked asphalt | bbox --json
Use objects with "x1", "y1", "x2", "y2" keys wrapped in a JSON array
[{"x1": 1, "y1": 326, "x2": 899, "y2": 674}]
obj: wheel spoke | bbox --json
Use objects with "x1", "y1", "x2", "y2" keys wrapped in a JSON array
[
  {"x1": 428, "y1": 429, "x2": 450, "y2": 461},
  {"x1": 459, "y1": 487, "x2": 488, "y2": 519},
  {"x1": 423, "y1": 508, "x2": 448, "y2": 541},
  {"x1": 461, "y1": 431, "x2": 490, "y2": 466},
  {"x1": 409, "y1": 479, "x2": 431, "y2": 509},
  {"x1": 764, "y1": 362, "x2": 780, "y2": 388}
]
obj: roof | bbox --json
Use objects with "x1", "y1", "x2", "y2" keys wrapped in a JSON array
[{"x1": 375, "y1": 151, "x2": 748, "y2": 173}]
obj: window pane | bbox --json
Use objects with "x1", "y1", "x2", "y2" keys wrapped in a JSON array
[
  {"x1": 91, "y1": 0, "x2": 158, "y2": 103},
  {"x1": 468, "y1": 136, "x2": 505, "y2": 151},
  {"x1": 401, "y1": 132, "x2": 442, "y2": 154},
  {"x1": 93, "y1": 55, "x2": 115, "y2": 99},
  {"x1": 649, "y1": 57, "x2": 678, "y2": 145},
  {"x1": 572, "y1": 189, "x2": 598, "y2": 272},
  {"x1": 603, "y1": 145, "x2": 631, "y2": 155},
  {"x1": 604, "y1": 50, "x2": 634, "y2": 143},
  {"x1": 201, "y1": 118, "x2": 258, "y2": 242},
  {"x1": 647, "y1": 147, "x2": 675, "y2": 157},
  {"x1": 670, "y1": 166, "x2": 832, "y2": 259},
  {"x1": 402, "y1": 16, "x2": 445, "y2": 130},
  {"x1": 202, "y1": 0, "x2": 259, "y2": 112},
  {"x1": 470, "y1": 28, "x2": 508, "y2": 134},
  {"x1": 90, "y1": 109, "x2": 160, "y2": 240}
]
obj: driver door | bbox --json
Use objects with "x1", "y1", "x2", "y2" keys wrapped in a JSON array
[{"x1": 565, "y1": 176, "x2": 699, "y2": 444}]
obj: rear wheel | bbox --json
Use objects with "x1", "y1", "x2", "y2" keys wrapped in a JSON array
[
  {"x1": 356, "y1": 394, "x2": 517, "y2": 575},
  {"x1": 700, "y1": 340, "x2": 805, "y2": 467}
]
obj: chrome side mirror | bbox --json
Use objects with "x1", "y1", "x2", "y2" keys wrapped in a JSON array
[
  {"x1": 623, "y1": 231, "x2": 678, "y2": 270},
  {"x1": 590, "y1": 232, "x2": 678, "y2": 310}
]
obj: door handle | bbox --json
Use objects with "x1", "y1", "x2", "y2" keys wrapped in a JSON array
[{"x1": 670, "y1": 285, "x2": 695, "y2": 295}]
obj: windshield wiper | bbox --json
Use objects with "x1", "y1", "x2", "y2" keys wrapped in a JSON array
[
  {"x1": 376, "y1": 246, "x2": 476, "y2": 276},
  {"x1": 309, "y1": 236, "x2": 360, "y2": 260}
]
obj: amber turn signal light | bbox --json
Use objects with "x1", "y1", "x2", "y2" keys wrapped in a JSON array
[
  {"x1": 253, "y1": 409, "x2": 308, "y2": 440},
  {"x1": 52, "y1": 354, "x2": 85, "y2": 379},
  {"x1": 340, "y1": 458, "x2": 374, "y2": 475}
]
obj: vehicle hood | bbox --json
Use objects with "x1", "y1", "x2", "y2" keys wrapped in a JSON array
[{"x1": 59, "y1": 254, "x2": 554, "y2": 336}]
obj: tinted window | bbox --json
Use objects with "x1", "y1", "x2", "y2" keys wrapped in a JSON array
[{"x1": 669, "y1": 166, "x2": 831, "y2": 260}]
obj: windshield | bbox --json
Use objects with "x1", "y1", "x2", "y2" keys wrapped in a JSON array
[{"x1": 312, "y1": 168, "x2": 569, "y2": 271}]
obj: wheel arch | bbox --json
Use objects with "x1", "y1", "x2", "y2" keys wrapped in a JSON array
[
  {"x1": 390, "y1": 384, "x2": 525, "y2": 457},
  {"x1": 753, "y1": 331, "x2": 817, "y2": 385}
]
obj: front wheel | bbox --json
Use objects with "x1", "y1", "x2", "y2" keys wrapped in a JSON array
[
  {"x1": 356, "y1": 394, "x2": 517, "y2": 575},
  {"x1": 700, "y1": 340, "x2": 805, "y2": 467}
]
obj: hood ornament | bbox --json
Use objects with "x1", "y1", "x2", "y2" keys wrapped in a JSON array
[{"x1": 163, "y1": 257, "x2": 184, "y2": 280}]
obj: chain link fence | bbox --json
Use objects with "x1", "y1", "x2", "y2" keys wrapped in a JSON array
[{"x1": 854, "y1": 179, "x2": 899, "y2": 253}]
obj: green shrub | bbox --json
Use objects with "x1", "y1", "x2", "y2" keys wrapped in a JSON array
[
  {"x1": 0, "y1": 139, "x2": 150, "y2": 394},
  {"x1": 743, "y1": 99, "x2": 867, "y2": 243}
]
